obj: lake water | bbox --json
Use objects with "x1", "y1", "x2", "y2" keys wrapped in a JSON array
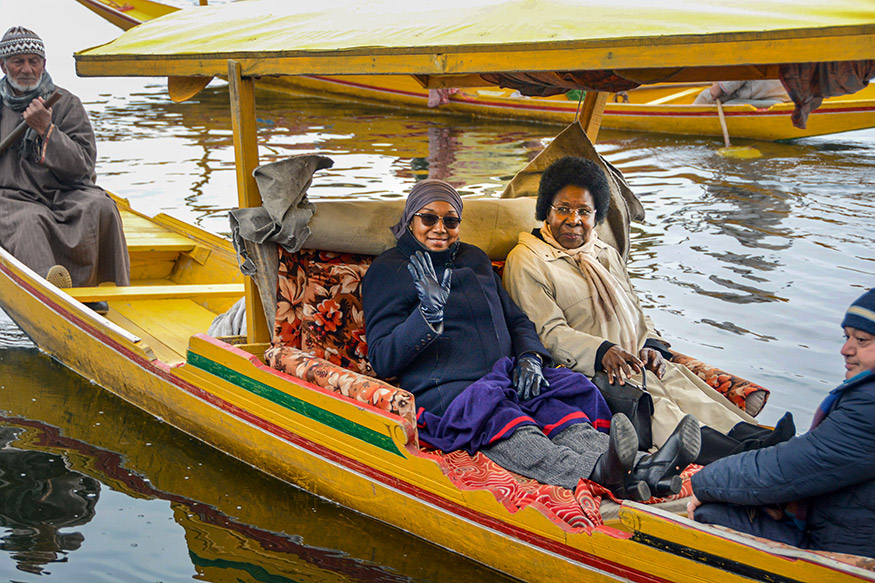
[{"x1": 1, "y1": 1, "x2": 874, "y2": 581}]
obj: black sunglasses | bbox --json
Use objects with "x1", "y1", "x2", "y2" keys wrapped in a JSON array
[{"x1": 413, "y1": 212, "x2": 461, "y2": 229}]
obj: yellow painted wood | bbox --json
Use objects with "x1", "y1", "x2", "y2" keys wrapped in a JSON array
[
  {"x1": 619, "y1": 504, "x2": 872, "y2": 583},
  {"x1": 76, "y1": 30, "x2": 875, "y2": 80},
  {"x1": 168, "y1": 75, "x2": 212, "y2": 102},
  {"x1": 111, "y1": 299, "x2": 218, "y2": 360},
  {"x1": 227, "y1": 59, "x2": 269, "y2": 345},
  {"x1": 65, "y1": 283, "x2": 244, "y2": 302},
  {"x1": 578, "y1": 91, "x2": 608, "y2": 143}
]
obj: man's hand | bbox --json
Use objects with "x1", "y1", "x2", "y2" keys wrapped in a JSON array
[
  {"x1": 23, "y1": 96, "x2": 52, "y2": 137},
  {"x1": 639, "y1": 347, "x2": 666, "y2": 379},
  {"x1": 686, "y1": 493, "x2": 703, "y2": 520},
  {"x1": 601, "y1": 345, "x2": 643, "y2": 385}
]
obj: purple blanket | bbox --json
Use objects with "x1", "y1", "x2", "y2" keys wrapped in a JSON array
[{"x1": 416, "y1": 357, "x2": 612, "y2": 454}]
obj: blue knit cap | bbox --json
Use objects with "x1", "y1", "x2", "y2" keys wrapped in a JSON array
[{"x1": 842, "y1": 288, "x2": 875, "y2": 335}]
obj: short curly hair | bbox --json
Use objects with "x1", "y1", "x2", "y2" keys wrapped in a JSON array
[{"x1": 535, "y1": 156, "x2": 611, "y2": 224}]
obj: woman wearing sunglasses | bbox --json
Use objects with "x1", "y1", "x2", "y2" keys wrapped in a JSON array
[{"x1": 362, "y1": 179, "x2": 700, "y2": 500}]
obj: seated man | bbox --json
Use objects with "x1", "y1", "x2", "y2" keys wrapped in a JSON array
[
  {"x1": 693, "y1": 80, "x2": 790, "y2": 107},
  {"x1": 0, "y1": 26, "x2": 129, "y2": 314},
  {"x1": 687, "y1": 288, "x2": 875, "y2": 559}
]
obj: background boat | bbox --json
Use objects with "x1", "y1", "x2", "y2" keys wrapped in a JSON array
[{"x1": 75, "y1": 0, "x2": 875, "y2": 141}]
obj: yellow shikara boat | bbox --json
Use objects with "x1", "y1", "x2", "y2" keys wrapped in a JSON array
[
  {"x1": 1, "y1": 1, "x2": 874, "y2": 582},
  {"x1": 76, "y1": 0, "x2": 875, "y2": 141}
]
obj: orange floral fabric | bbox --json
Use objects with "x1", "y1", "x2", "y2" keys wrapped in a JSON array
[
  {"x1": 671, "y1": 351, "x2": 769, "y2": 416},
  {"x1": 265, "y1": 344, "x2": 417, "y2": 445},
  {"x1": 272, "y1": 248, "x2": 375, "y2": 376}
]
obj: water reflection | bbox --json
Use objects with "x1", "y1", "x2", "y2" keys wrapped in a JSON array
[
  {"x1": 0, "y1": 349, "x2": 514, "y2": 582},
  {"x1": 0, "y1": 427, "x2": 99, "y2": 576}
]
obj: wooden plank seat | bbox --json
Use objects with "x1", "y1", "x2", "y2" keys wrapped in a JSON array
[{"x1": 65, "y1": 283, "x2": 245, "y2": 302}]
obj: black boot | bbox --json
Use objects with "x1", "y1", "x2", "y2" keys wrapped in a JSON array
[
  {"x1": 695, "y1": 412, "x2": 796, "y2": 465},
  {"x1": 631, "y1": 414, "x2": 701, "y2": 497},
  {"x1": 590, "y1": 413, "x2": 651, "y2": 501}
]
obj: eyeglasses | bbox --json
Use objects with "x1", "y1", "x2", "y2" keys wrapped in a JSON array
[
  {"x1": 550, "y1": 205, "x2": 594, "y2": 219},
  {"x1": 413, "y1": 212, "x2": 461, "y2": 229}
]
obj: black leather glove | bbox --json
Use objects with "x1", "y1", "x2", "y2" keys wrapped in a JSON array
[
  {"x1": 513, "y1": 354, "x2": 549, "y2": 401},
  {"x1": 407, "y1": 251, "x2": 452, "y2": 324}
]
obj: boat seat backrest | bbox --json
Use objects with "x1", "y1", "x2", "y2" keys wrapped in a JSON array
[{"x1": 269, "y1": 246, "x2": 505, "y2": 377}]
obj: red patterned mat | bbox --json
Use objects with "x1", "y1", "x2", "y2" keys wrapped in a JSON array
[{"x1": 419, "y1": 448, "x2": 701, "y2": 532}]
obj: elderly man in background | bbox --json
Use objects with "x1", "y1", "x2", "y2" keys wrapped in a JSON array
[{"x1": 0, "y1": 26, "x2": 129, "y2": 314}]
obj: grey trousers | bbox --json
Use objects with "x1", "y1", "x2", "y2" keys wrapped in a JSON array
[{"x1": 481, "y1": 423, "x2": 609, "y2": 491}]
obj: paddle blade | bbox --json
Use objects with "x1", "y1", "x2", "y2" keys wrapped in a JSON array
[
  {"x1": 168, "y1": 76, "x2": 213, "y2": 102},
  {"x1": 718, "y1": 146, "x2": 762, "y2": 159}
]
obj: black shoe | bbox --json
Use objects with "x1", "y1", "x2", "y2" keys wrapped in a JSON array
[
  {"x1": 84, "y1": 301, "x2": 109, "y2": 315},
  {"x1": 590, "y1": 413, "x2": 650, "y2": 500},
  {"x1": 632, "y1": 414, "x2": 701, "y2": 497}
]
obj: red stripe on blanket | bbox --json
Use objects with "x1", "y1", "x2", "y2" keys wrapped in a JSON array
[
  {"x1": 542, "y1": 411, "x2": 590, "y2": 436},
  {"x1": 488, "y1": 415, "x2": 536, "y2": 443}
]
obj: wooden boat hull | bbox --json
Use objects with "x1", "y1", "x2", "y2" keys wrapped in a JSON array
[
  {"x1": 263, "y1": 75, "x2": 875, "y2": 141},
  {"x1": 2, "y1": 199, "x2": 873, "y2": 583}
]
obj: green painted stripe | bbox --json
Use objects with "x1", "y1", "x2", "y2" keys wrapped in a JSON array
[{"x1": 186, "y1": 351, "x2": 403, "y2": 456}]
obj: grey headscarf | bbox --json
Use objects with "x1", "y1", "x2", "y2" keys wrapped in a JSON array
[{"x1": 390, "y1": 179, "x2": 464, "y2": 240}]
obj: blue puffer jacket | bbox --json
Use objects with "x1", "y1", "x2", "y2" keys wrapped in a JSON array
[
  {"x1": 362, "y1": 230, "x2": 550, "y2": 415},
  {"x1": 692, "y1": 369, "x2": 875, "y2": 557}
]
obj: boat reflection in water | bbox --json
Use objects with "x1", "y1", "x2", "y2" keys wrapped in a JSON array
[
  {"x1": 0, "y1": 427, "x2": 99, "y2": 576},
  {"x1": 0, "y1": 349, "x2": 513, "y2": 582}
]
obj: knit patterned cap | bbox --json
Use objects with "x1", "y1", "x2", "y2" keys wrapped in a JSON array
[
  {"x1": 0, "y1": 27, "x2": 45, "y2": 60},
  {"x1": 842, "y1": 288, "x2": 875, "y2": 336}
]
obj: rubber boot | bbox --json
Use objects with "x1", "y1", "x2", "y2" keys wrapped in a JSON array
[
  {"x1": 631, "y1": 414, "x2": 700, "y2": 497},
  {"x1": 589, "y1": 413, "x2": 650, "y2": 501}
]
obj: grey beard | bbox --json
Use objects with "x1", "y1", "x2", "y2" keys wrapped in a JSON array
[{"x1": 7, "y1": 75, "x2": 39, "y2": 94}]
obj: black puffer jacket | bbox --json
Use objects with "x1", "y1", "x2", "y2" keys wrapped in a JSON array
[{"x1": 692, "y1": 369, "x2": 875, "y2": 557}]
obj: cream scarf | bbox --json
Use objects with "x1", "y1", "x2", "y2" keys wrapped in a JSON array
[{"x1": 540, "y1": 224, "x2": 647, "y2": 353}]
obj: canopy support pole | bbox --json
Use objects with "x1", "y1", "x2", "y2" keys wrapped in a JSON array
[
  {"x1": 228, "y1": 59, "x2": 269, "y2": 344},
  {"x1": 577, "y1": 91, "x2": 609, "y2": 143}
]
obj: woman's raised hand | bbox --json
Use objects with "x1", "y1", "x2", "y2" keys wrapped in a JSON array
[{"x1": 407, "y1": 251, "x2": 452, "y2": 324}]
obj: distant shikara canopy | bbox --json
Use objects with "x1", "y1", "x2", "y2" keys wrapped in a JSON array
[{"x1": 74, "y1": 0, "x2": 874, "y2": 83}]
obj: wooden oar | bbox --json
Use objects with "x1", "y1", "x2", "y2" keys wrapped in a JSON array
[
  {"x1": 0, "y1": 90, "x2": 63, "y2": 155},
  {"x1": 715, "y1": 99, "x2": 761, "y2": 158}
]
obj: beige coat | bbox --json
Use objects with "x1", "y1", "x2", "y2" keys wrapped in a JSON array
[{"x1": 503, "y1": 232, "x2": 754, "y2": 445}]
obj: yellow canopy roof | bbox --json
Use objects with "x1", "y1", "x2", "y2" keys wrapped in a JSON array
[{"x1": 75, "y1": 0, "x2": 875, "y2": 84}]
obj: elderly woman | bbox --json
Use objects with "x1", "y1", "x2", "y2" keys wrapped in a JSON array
[
  {"x1": 362, "y1": 179, "x2": 701, "y2": 500},
  {"x1": 502, "y1": 156, "x2": 794, "y2": 460}
]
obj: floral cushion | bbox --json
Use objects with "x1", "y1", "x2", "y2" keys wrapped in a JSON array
[
  {"x1": 265, "y1": 344, "x2": 417, "y2": 446},
  {"x1": 300, "y1": 260, "x2": 374, "y2": 375},
  {"x1": 670, "y1": 351, "x2": 769, "y2": 416},
  {"x1": 272, "y1": 248, "x2": 375, "y2": 376},
  {"x1": 272, "y1": 247, "x2": 308, "y2": 349}
]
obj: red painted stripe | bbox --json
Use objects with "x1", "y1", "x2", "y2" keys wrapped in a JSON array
[
  {"x1": 602, "y1": 105, "x2": 875, "y2": 119},
  {"x1": 76, "y1": 0, "x2": 143, "y2": 28},
  {"x1": 542, "y1": 411, "x2": 590, "y2": 435},
  {"x1": 1, "y1": 262, "x2": 669, "y2": 583}
]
